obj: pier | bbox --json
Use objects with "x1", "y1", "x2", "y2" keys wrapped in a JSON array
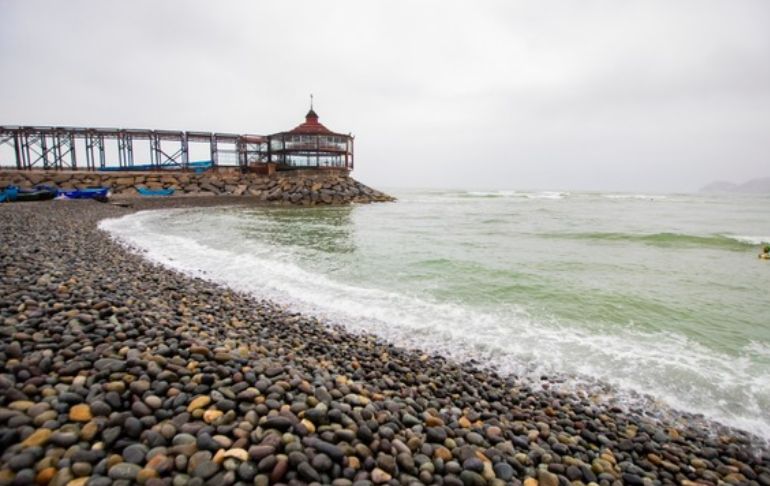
[
  {"x1": 0, "y1": 109, "x2": 354, "y2": 173},
  {"x1": 0, "y1": 125, "x2": 268, "y2": 171}
]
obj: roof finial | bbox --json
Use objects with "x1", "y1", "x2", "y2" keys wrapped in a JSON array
[{"x1": 310, "y1": 93, "x2": 314, "y2": 111}]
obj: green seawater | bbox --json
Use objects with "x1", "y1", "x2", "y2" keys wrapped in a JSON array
[{"x1": 102, "y1": 189, "x2": 770, "y2": 438}]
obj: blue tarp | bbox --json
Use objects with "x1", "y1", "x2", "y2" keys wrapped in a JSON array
[
  {"x1": 98, "y1": 160, "x2": 213, "y2": 174},
  {"x1": 1, "y1": 187, "x2": 18, "y2": 202}
]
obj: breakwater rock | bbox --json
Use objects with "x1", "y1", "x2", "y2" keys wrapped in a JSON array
[
  {"x1": 0, "y1": 169, "x2": 394, "y2": 205},
  {"x1": 1, "y1": 201, "x2": 769, "y2": 486}
]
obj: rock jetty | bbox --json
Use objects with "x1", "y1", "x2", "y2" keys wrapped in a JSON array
[
  {"x1": 1, "y1": 200, "x2": 769, "y2": 486},
  {"x1": 0, "y1": 170, "x2": 394, "y2": 205}
]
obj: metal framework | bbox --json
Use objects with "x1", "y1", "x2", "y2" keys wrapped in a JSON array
[
  {"x1": 268, "y1": 133, "x2": 354, "y2": 170},
  {"x1": 0, "y1": 126, "x2": 273, "y2": 171}
]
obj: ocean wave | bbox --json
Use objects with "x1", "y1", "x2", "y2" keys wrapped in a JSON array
[
  {"x1": 544, "y1": 231, "x2": 758, "y2": 250},
  {"x1": 100, "y1": 209, "x2": 770, "y2": 440},
  {"x1": 602, "y1": 194, "x2": 667, "y2": 200},
  {"x1": 726, "y1": 235, "x2": 770, "y2": 245},
  {"x1": 462, "y1": 190, "x2": 569, "y2": 199}
]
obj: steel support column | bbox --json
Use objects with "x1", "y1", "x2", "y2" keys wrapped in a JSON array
[{"x1": 210, "y1": 134, "x2": 218, "y2": 168}]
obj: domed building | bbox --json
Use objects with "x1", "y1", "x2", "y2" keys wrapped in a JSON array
[{"x1": 266, "y1": 104, "x2": 354, "y2": 171}]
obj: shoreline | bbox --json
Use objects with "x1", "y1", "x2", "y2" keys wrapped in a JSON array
[{"x1": 1, "y1": 199, "x2": 769, "y2": 485}]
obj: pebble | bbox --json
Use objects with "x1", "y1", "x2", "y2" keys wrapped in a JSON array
[
  {"x1": 371, "y1": 467, "x2": 392, "y2": 483},
  {"x1": 426, "y1": 427, "x2": 447, "y2": 443},
  {"x1": 21, "y1": 428, "x2": 51, "y2": 448},
  {"x1": 493, "y1": 462, "x2": 514, "y2": 481},
  {"x1": 68, "y1": 404, "x2": 92, "y2": 422},
  {"x1": 192, "y1": 460, "x2": 219, "y2": 479},
  {"x1": 187, "y1": 396, "x2": 210, "y2": 412},
  {"x1": 122, "y1": 444, "x2": 148, "y2": 464},
  {"x1": 0, "y1": 201, "x2": 766, "y2": 486},
  {"x1": 109, "y1": 463, "x2": 142, "y2": 480},
  {"x1": 297, "y1": 461, "x2": 320, "y2": 482}
]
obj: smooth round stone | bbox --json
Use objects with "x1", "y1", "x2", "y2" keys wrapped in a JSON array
[
  {"x1": 123, "y1": 444, "x2": 149, "y2": 464},
  {"x1": 130, "y1": 380, "x2": 151, "y2": 395},
  {"x1": 459, "y1": 470, "x2": 486, "y2": 486},
  {"x1": 465, "y1": 432, "x2": 484, "y2": 446},
  {"x1": 445, "y1": 461, "x2": 463, "y2": 475},
  {"x1": 109, "y1": 463, "x2": 142, "y2": 480},
  {"x1": 144, "y1": 431, "x2": 166, "y2": 448},
  {"x1": 69, "y1": 404, "x2": 92, "y2": 422},
  {"x1": 371, "y1": 467, "x2": 392, "y2": 484},
  {"x1": 443, "y1": 474, "x2": 465, "y2": 486},
  {"x1": 188, "y1": 451, "x2": 213, "y2": 473},
  {"x1": 262, "y1": 416, "x2": 292, "y2": 431},
  {"x1": 145, "y1": 395, "x2": 163, "y2": 409},
  {"x1": 376, "y1": 454, "x2": 396, "y2": 474},
  {"x1": 51, "y1": 432, "x2": 79, "y2": 447},
  {"x1": 7, "y1": 452, "x2": 35, "y2": 471},
  {"x1": 172, "y1": 474, "x2": 191, "y2": 486},
  {"x1": 493, "y1": 462, "x2": 514, "y2": 481},
  {"x1": 402, "y1": 414, "x2": 421, "y2": 427},
  {"x1": 396, "y1": 452, "x2": 415, "y2": 471},
  {"x1": 238, "y1": 462, "x2": 258, "y2": 481},
  {"x1": 248, "y1": 445, "x2": 275, "y2": 462},
  {"x1": 90, "y1": 400, "x2": 112, "y2": 417},
  {"x1": 87, "y1": 476, "x2": 112, "y2": 486},
  {"x1": 71, "y1": 461, "x2": 93, "y2": 476},
  {"x1": 132, "y1": 401, "x2": 152, "y2": 417},
  {"x1": 20, "y1": 429, "x2": 52, "y2": 448},
  {"x1": 172, "y1": 433, "x2": 196, "y2": 446},
  {"x1": 11, "y1": 469, "x2": 35, "y2": 484},
  {"x1": 196, "y1": 434, "x2": 220, "y2": 452},
  {"x1": 27, "y1": 403, "x2": 51, "y2": 417},
  {"x1": 72, "y1": 450, "x2": 105, "y2": 464},
  {"x1": 257, "y1": 455, "x2": 277, "y2": 472},
  {"x1": 463, "y1": 458, "x2": 484, "y2": 473},
  {"x1": 297, "y1": 462, "x2": 320, "y2": 482},
  {"x1": 312, "y1": 453, "x2": 333, "y2": 472},
  {"x1": 124, "y1": 417, "x2": 143, "y2": 438},
  {"x1": 537, "y1": 470, "x2": 560, "y2": 486},
  {"x1": 192, "y1": 460, "x2": 219, "y2": 479},
  {"x1": 426, "y1": 427, "x2": 447, "y2": 443}
]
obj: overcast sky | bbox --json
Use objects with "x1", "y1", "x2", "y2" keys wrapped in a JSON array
[{"x1": 1, "y1": 1, "x2": 768, "y2": 192}]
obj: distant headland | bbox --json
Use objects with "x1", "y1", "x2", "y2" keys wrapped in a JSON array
[{"x1": 699, "y1": 177, "x2": 770, "y2": 194}]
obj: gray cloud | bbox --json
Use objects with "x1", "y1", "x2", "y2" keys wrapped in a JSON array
[{"x1": 1, "y1": 0, "x2": 768, "y2": 192}]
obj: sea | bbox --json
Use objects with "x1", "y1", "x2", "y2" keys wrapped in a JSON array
[{"x1": 100, "y1": 189, "x2": 770, "y2": 440}]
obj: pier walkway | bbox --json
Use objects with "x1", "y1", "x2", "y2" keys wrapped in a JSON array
[{"x1": 0, "y1": 125, "x2": 268, "y2": 171}]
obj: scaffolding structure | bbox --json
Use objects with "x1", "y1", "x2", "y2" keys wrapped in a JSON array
[{"x1": 0, "y1": 126, "x2": 269, "y2": 171}]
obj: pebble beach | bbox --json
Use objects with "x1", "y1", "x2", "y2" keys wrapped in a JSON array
[{"x1": 1, "y1": 198, "x2": 769, "y2": 486}]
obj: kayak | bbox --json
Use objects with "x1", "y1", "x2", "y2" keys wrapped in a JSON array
[
  {"x1": 1, "y1": 186, "x2": 57, "y2": 202},
  {"x1": 137, "y1": 187, "x2": 175, "y2": 196},
  {"x1": 57, "y1": 188, "x2": 110, "y2": 200}
]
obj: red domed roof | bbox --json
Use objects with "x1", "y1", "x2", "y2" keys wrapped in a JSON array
[{"x1": 288, "y1": 109, "x2": 336, "y2": 135}]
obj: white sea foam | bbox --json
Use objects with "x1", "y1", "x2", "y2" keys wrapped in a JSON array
[
  {"x1": 99, "y1": 209, "x2": 770, "y2": 441},
  {"x1": 726, "y1": 235, "x2": 770, "y2": 245},
  {"x1": 602, "y1": 194, "x2": 667, "y2": 200},
  {"x1": 464, "y1": 190, "x2": 569, "y2": 199}
]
